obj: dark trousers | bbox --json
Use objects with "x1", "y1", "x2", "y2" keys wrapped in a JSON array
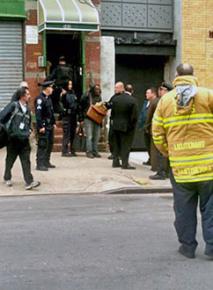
[
  {"x1": 170, "y1": 170, "x2": 213, "y2": 253},
  {"x1": 36, "y1": 129, "x2": 54, "y2": 167},
  {"x1": 108, "y1": 125, "x2": 114, "y2": 154},
  {"x1": 156, "y1": 150, "x2": 169, "y2": 177},
  {"x1": 62, "y1": 115, "x2": 77, "y2": 154},
  {"x1": 4, "y1": 138, "x2": 33, "y2": 184},
  {"x1": 112, "y1": 129, "x2": 134, "y2": 167},
  {"x1": 144, "y1": 131, "x2": 151, "y2": 161}
]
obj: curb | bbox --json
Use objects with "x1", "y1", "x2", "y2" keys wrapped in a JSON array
[
  {"x1": 102, "y1": 186, "x2": 173, "y2": 195},
  {"x1": 0, "y1": 186, "x2": 173, "y2": 198}
]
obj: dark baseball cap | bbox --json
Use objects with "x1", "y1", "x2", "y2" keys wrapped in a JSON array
[
  {"x1": 160, "y1": 82, "x2": 173, "y2": 91},
  {"x1": 38, "y1": 80, "x2": 55, "y2": 88}
]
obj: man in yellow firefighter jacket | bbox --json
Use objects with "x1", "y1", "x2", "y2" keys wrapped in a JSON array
[{"x1": 152, "y1": 63, "x2": 213, "y2": 259}]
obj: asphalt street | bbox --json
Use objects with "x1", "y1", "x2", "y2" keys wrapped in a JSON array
[{"x1": 0, "y1": 194, "x2": 212, "y2": 290}]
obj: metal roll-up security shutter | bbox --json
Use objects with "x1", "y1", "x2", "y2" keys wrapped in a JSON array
[{"x1": 0, "y1": 21, "x2": 23, "y2": 109}]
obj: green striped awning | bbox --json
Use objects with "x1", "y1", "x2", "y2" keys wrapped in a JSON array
[
  {"x1": 0, "y1": 0, "x2": 25, "y2": 19},
  {"x1": 38, "y1": 0, "x2": 99, "y2": 32}
]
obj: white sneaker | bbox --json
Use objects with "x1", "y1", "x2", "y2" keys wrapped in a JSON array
[
  {"x1": 25, "y1": 181, "x2": 41, "y2": 190},
  {"x1": 5, "y1": 180, "x2": 12, "y2": 187}
]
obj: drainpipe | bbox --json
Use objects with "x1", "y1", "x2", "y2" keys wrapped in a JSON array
[
  {"x1": 42, "y1": 30, "x2": 47, "y2": 69},
  {"x1": 81, "y1": 32, "x2": 86, "y2": 93}
]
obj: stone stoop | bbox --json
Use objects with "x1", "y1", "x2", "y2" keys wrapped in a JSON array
[
  {"x1": 53, "y1": 121, "x2": 109, "y2": 153},
  {"x1": 53, "y1": 121, "x2": 63, "y2": 152}
]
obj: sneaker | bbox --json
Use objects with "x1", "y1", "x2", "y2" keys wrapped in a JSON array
[
  {"x1": 36, "y1": 166, "x2": 48, "y2": 171},
  {"x1": 25, "y1": 181, "x2": 41, "y2": 190},
  {"x1": 86, "y1": 152, "x2": 94, "y2": 159},
  {"x1": 47, "y1": 163, "x2": 56, "y2": 168},
  {"x1": 62, "y1": 152, "x2": 72, "y2": 157},
  {"x1": 108, "y1": 154, "x2": 113, "y2": 160},
  {"x1": 121, "y1": 165, "x2": 136, "y2": 170},
  {"x1": 204, "y1": 248, "x2": 213, "y2": 259},
  {"x1": 5, "y1": 180, "x2": 12, "y2": 187},
  {"x1": 93, "y1": 153, "x2": 101, "y2": 158},
  {"x1": 143, "y1": 160, "x2": 151, "y2": 166},
  {"x1": 149, "y1": 173, "x2": 166, "y2": 180}
]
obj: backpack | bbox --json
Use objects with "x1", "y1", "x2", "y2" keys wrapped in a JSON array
[
  {"x1": 0, "y1": 102, "x2": 19, "y2": 148},
  {"x1": 6, "y1": 102, "x2": 31, "y2": 141},
  {"x1": 0, "y1": 123, "x2": 8, "y2": 148},
  {"x1": 56, "y1": 65, "x2": 73, "y2": 87}
]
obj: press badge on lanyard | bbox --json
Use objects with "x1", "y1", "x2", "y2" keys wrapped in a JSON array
[{"x1": 19, "y1": 122, "x2": 25, "y2": 130}]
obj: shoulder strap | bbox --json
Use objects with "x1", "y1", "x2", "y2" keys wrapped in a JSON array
[{"x1": 5, "y1": 102, "x2": 19, "y2": 130}]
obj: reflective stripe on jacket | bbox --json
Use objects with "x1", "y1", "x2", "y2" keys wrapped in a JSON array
[{"x1": 152, "y1": 75, "x2": 213, "y2": 183}]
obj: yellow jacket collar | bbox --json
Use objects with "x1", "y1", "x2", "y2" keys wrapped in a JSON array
[{"x1": 173, "y1": 75, "x2": 199, "y2": 87}]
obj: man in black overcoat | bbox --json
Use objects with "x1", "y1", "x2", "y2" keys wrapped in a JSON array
[{"x1": 107, "y1": 82, "x2": 138, "y2": 169}]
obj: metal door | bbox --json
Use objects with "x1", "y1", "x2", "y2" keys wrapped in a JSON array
[
  {"x1": 0, "y1": 21, "x2": 23, "y2": 109},
  {"x1": 116, "y1": 54, "x2": 165, "y2": 150}
]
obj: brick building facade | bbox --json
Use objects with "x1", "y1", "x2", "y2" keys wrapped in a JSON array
[
  {"x1": 0, "y1": 1, "x2": 212, "y2": 150},
  {"x1": 182, "y1": 0, "x2": 213, "y2": 88},
  {"x1": 1, "y1": 1, "x2": 212, "y2": 105},
  {"x1": 25, "y1": 0, "x2": 101, "y2": 106}
]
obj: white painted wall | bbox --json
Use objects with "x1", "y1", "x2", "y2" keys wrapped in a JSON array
[
  {"x1": 164, "y1": 0, "x2": 182, "y2": 82},
  {"x1": 100, "y1": 36, "x2": 115, "y2": 102}
]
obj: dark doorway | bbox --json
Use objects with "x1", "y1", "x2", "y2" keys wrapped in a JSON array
[
  {"x1": 116, "y1": 54, "x2": 166, "y2": 150},
  {"x1": 46, "y1": 32, "x2": 82, "y2": 98}
]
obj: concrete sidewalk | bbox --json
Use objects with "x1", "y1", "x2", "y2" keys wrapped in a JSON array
[{"x1": 0, "y1": 149, "x2": 172, "y2": 196}]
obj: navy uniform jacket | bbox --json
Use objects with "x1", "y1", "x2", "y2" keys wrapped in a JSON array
[{"x1": 35, "y1": 92, "x2": 55, "y2": 131}]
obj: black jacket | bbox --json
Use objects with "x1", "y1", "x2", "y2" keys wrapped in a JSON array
[
  {"x1": 61, "y1": 90, "x2": 82, "y2": 121},
  {"x1": 48, "y1": 64, "x2": 73, "y2": 88},
  {"x1": 109, "y1": 92, "x2": 138, "y2": 132},
  {"x1": 35, "y1": 92, "x2": 56, "y2": 130}
]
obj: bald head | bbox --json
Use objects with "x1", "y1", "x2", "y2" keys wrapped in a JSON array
[
  {"x1": 125, "y1": 84, "x2": 134, "y2": 95},
  {"x1": 176, "y1": 63, "x2": 194, "y2": 76},
  {"x1": 115, "y1": 82, "x2": 125, "y2": 94},
  {"x1": 19, "y1": 81, "x2": 29, "y2": 89}
]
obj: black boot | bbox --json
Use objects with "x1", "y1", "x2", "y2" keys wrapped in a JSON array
[{"x1": 112, "y1": 158, "x2": 121, "y2": 168}]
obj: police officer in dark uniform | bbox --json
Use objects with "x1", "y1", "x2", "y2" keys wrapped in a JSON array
[
  {"x1": 106, "y1": 82, "x2": 138, "y2": 169},
  {"x1": 35, "y1": 81, "x2": 56, "y2": 171}
]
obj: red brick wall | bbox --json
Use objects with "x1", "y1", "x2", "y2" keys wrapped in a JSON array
[
  {"x1": 85, "y1": 0, "x2": 101, "y2": 89},
  {"x1": 25, "y1": 9, "x2": 45, "y2": 108},
  {"x1": 85, "y1": 31, "x2": 101, "y2": 89},
  {"x1": 92, "y1": 0, "x2": 101, "y2": 4}
]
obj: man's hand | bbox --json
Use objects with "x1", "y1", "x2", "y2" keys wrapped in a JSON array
[
  {"x1": 60, "y1": 89, "x2": 67, "y2": 96},
  {"x1": 39, "y1": 127, "x2": 45, "y2": 134},
  {"x1": 53, "y1": 124, "x2": 57, "y2": 130}
]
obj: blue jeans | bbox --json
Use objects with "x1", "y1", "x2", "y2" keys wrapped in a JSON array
[{"x1": 84, "y1": 118, "x2": 101, "y2": 154}]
